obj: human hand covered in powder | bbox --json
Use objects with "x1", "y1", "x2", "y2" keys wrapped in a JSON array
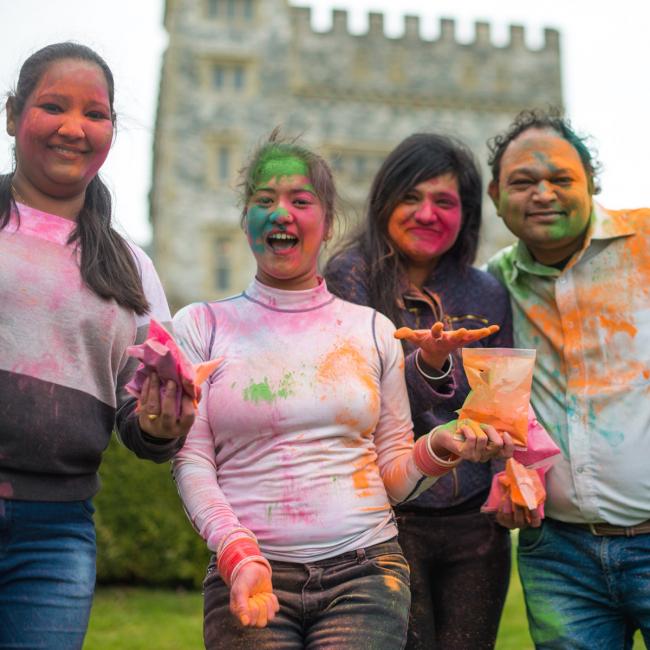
[
  {"x1": 431, "y1": 419, "x2": 514, "y2": 463},
  {"x1": 394, "y1": 321, "x2": 500, "y2": 370},
  {"x1": 230, "y1": 562, "x2": 279, "y2": 628},
  {"x1": 136, "y1": 372, "x2": 198, "y2": 439},
  {"x1": 485, "y1": 460, "x2": 548, "y2": 530},
  {"x1": 126, "y1": 318, "x2": 222, "y2": 438}
]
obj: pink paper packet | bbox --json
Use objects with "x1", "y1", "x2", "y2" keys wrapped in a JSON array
[
  {"x1": 125, "y1": 319, "x2": 222, "y2": 417},
  {"x1": 482, "y1": 463, "x2": 551, "y2": 518},
  {"x1": 481, "y1": 409, "x2": 560, "y2": 520}
]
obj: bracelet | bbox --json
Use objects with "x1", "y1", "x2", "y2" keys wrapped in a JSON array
[
  {"x1": 427, "y1": 428, "x2": 461, "y2": 467},
  {"x1": 216, "y1": 526, "x2": 258, "y2": 556},
  {"x1": 218, "y1": 537, "x2": 266, "y2": 585},
  {"x1": 415, "y1": 349, "x2": 454, "y2": 381},
  {"x1": 230, "y1": 556, "x2": 273, "y2": 587}
]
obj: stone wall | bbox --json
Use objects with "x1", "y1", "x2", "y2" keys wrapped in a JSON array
[{"x1": 151, "y1": 0, "x2": 562, "y2": 311}]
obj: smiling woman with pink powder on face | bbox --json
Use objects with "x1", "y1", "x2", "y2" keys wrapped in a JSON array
[
  {"x1": 325, "y1": 133, "x2": 516, "y2": 650},
  {"x1": 172, "y1": 131, "x2": 514, "y2": 649},
  {"x1": 0, "y1": 43, "x2": 195, "y2": 649}
]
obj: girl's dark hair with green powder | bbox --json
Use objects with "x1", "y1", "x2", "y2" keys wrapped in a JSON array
[{"x1": 238, "y1": 128, "x2": 338, "y2": 229}]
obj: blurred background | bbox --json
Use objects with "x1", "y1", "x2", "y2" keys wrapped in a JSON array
[
  {"x1": 2, "y1": 0, "x2": 650, "y2": 311},
  {"x1": 1, "y1": 3, "x2": 649, "y2": 648}
]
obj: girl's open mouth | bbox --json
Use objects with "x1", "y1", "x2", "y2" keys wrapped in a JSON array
[{"x1": 267, "y1": 232, "x2": 298, "y2": 252}]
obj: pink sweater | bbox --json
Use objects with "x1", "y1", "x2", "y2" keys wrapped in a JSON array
[{"x1": 172, "y1": 279, "x2": 442, "y2": 562}]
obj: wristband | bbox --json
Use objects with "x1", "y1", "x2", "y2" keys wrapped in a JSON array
[
  {"x1": 413, "y1": 431, "x2": 461, "y2": 477},
  {"x1": 217, "y1": 537, "x2": 270, "y2": 585},
  {"x1": 415, "y1": 349, "x2": 454, "y2": 381}
]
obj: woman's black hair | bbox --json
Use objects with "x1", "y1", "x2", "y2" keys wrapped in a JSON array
[
  {"x1": 1, "y1": 42, "x2": 149, "y2": 315},
  {"x1": 326, "y1": 132, "x2": 482, "y2": 327}
]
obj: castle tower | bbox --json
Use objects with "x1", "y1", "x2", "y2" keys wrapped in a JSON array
[{"x1": 151, "y1": 0, "x2": 562, "y2": 311}]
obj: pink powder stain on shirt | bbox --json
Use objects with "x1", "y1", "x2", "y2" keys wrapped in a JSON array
[
  {"x1": 276, "y1": 476, "x2": 317, "y2": 524},
  {"x1": 0, "y1": 482, "x2": 14, "y2": 498},
  {"x1": 9, "y1": 205, "x2": 74, "y2": 245}
]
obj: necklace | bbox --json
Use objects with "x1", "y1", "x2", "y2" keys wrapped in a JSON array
[{"x1": 11, "y1": 184, "x2": 28, "y2": 205}]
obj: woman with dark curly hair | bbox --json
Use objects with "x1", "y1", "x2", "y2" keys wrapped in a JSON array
[{"x1": 325, "y1": 133, "x2": 514, "y2": 650}]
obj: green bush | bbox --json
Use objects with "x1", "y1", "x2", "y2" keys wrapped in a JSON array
[{"x1": 94, "y1": 436, "x2": 210, "y2": 588}]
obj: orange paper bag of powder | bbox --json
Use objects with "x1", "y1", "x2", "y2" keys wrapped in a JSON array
[
  {"x1": 506, "y1": 457, "x2": 546, "y2": 511},
  {"x1": 457, "y1": 347, "x2": 536, "y2": 448}
]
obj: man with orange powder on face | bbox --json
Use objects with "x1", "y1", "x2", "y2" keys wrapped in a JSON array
[{"x1": 486, "y1": 109, "x2": 650, "y2": 649}]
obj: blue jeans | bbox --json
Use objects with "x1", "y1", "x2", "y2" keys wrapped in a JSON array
[
  {"x1": 203, "y1": 538, "x2": 411, "y2": 649},
  {"x1": 0, "y1": 499, "x2": 96, "y2": 650},
  {"x1": 518, "y1": 518, "x2": 650, "y2": 650}
]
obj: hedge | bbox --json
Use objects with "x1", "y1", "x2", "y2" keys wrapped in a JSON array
[{"x1": 95, "y1": 436, "x2": 210, "y2": 589}]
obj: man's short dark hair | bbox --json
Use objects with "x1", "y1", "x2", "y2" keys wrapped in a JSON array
[{"x1": 487, "y1": 108, "x2": 601, "y2": 194}]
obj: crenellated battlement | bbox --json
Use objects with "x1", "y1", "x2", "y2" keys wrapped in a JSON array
[
  {"x1": 290, "y1": 6, "x2": 560, "y2": 52},
  {"x1": 153, "y1": 0, "x2": 563, "y2": 305},
  {"x1": 288, "y1": 5, "x2": 561, "y2": 111}
]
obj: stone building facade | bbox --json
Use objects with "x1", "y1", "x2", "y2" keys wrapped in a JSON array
[{"x1": 151, "y1": 0, "x2": 562, "y2": 311}]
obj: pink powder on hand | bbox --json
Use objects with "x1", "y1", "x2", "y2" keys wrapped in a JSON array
[{"x1": 126, "y1": 319, "x2": 221, "y2": 416}]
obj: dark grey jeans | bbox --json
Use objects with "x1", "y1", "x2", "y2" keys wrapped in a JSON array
[
  {"x1": 396, "y1": 509, "x2": 511, "y2": 650},
  {"x1": 203, "y1": 538, "x2": 410, "y2": 649}
]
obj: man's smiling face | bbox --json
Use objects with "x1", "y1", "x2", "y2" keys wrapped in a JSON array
[{"x1": 489, "y1": 127, "x2": 593, "y2": 265}]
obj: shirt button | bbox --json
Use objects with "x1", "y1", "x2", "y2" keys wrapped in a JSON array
[{"x1": 577, "y1": 466, "x2": 585, "y2": 474}]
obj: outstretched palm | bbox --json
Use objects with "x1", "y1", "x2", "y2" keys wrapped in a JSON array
[{"x1": 395, "y1": 321, "x2": 500, "y2": 369}]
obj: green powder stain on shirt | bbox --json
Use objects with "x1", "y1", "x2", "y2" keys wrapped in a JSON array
[
  {"x1": 243, "y1": 378, "x2": 275, "y2": 403},
  {"x1": 243, "y1": 373, "x2": 295, "y2": 403},
  {"x1": 277, "y1": 372, "x2": 295, "y2": 399}
]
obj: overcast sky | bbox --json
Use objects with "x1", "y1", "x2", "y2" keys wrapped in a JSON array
[{"x1": 1, "y1": 0, "x2": 648, "y2": 245}]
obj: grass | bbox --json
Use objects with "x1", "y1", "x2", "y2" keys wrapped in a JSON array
[
  {"x1": 84, "y1": 587, "x2": 203, "y2": 649},
  {"x1": 85, "y1": 546, "x2": 648, "y2": 649}
]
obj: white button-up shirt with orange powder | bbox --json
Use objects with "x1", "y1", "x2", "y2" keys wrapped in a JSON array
[{"x1": 489, "y1": 204, "x2": 650, "y2": 526}]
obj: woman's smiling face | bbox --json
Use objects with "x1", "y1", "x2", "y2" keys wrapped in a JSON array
[
  {"x1": 8, "y1": 57, "x2": 114, "y2": 200},
  {"x1": 244, "y1": 155, "x2": 328, "y2": 291},
  {"x1": 387, "y1": 173, "x2": 463, "y2": 271}
]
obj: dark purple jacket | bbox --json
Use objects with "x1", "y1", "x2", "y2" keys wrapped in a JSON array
[{"x1": 325, "y1": 248, "x2": 513, "y2": 512}]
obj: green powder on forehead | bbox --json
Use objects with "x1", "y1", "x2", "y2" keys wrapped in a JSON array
[{"x1": 254, "y1": 149, "x2": 309, "y2": 185}]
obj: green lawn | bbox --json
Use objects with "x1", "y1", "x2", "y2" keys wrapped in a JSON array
[{"x1": 85, "y1": 558, "x2": 648, "y2": 649}]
